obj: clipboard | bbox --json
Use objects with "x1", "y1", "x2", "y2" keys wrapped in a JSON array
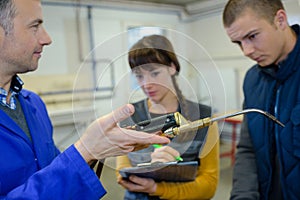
[{"x1": 119, "y1": 161, "x2": 198, "y2": 182}]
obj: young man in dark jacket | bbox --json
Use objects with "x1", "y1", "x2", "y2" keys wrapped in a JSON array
[{"x1": 223, "y1": 0, "x2": 300, "y2": 199}]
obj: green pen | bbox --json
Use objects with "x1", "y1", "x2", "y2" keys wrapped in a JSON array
[
  {"x1": 152, "y1": 144, "x2": 183, "y2": 161},
  {"x1": 175, "y1": 156, "x2": 183, "y2": 161},
  {"x1": 152, "y1": 144, "x2": 163, "y2": 148}
]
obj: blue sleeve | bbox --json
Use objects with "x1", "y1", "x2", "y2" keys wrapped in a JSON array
[{"x1": 2, "y1": 145, "x2": 106, "y2": 200}]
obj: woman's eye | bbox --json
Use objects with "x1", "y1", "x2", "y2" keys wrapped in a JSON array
[
  {"x1": 151, "y1": 72, "x2": 160, "y2": 77},
  {"x1": 135, "y1": 74, "x2": 143, "y2": 80}
]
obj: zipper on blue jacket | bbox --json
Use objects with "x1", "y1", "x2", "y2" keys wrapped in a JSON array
[
  {"x1": 274, "y1": 84, "x2": 285, "y2": 199},
  {"x1": 274, "y1": 85, "x2": 280, "y2": 141}
]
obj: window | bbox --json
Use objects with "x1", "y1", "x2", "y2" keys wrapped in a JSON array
[{"x1": 127, "y1": 26, "x2": 165, "y2": 48}]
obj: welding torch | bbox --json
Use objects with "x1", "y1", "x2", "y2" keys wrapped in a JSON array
[{"x1": 129, "y1": 108, "x2": 285, "y2": 138}]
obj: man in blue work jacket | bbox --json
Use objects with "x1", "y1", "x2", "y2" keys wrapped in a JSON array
[
  {"x1": 0, "y1": 0, "x2": 170, "y2": 199},
  {"x1": 223, "y1": 0, "x2": 300, "y2": 199}
]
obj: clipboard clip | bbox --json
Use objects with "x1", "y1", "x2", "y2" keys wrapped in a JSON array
[{"x1": 137, "y1": 161, "x2": 178, "y2": 167}]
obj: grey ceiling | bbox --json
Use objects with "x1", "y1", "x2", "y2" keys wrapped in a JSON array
[
  {"x1": 122, "y1": 0, "x2": 205, "y2": 6},
  {"x1": 42, "y1": 0, "x2": 227, "y2": 19}
]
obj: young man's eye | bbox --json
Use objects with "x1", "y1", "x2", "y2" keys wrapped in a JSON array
[
  {"x1": 233, "y1": 40, "x2": 242, "y2": 47},
  {"x1": 249, "y1": 33, "x2": 258, "y2": 40}
]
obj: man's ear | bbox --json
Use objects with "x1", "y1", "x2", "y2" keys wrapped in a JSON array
[
  {"x1": 169, "y1": 63, "x2": 177, "y2": 76},
  {"x1": 275, "y1": 9, "x2": 288, "y2": 30}
]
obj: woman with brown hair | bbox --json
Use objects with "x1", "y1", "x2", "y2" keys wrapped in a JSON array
[{"x1": 116, "y1": 34, "x2": 219, "y2": 200}]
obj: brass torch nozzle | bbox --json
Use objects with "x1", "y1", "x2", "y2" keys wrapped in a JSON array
[{"x1": 162, "y1": 117, "x2": 212, "y2": 138}]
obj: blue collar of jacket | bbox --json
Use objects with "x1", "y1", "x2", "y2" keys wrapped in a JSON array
[{"x1": 258, "y1": 24, "x2": 300, "y2": 82}]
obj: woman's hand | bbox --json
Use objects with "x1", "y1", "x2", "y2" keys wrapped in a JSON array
[
  {"x1": 118, "y1": 175, "x2": 157, "y2": 194},
  {"x1": 151, "y1": 145, "x2": 180, "y2": 163}
]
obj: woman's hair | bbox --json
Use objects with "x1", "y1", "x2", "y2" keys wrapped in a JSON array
[
  {"x1": 128, "y1": 34, "x2": 189, "y2": 118},
  {"x1": 128, "y1": 34, "x2": 180, "y2": 73},
  {"x1": 223, "y1": 0, "x2": 285, "y2": 28},
  {"x1": 0, "y1": 0, "x2": 17, "y2": 35}
]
